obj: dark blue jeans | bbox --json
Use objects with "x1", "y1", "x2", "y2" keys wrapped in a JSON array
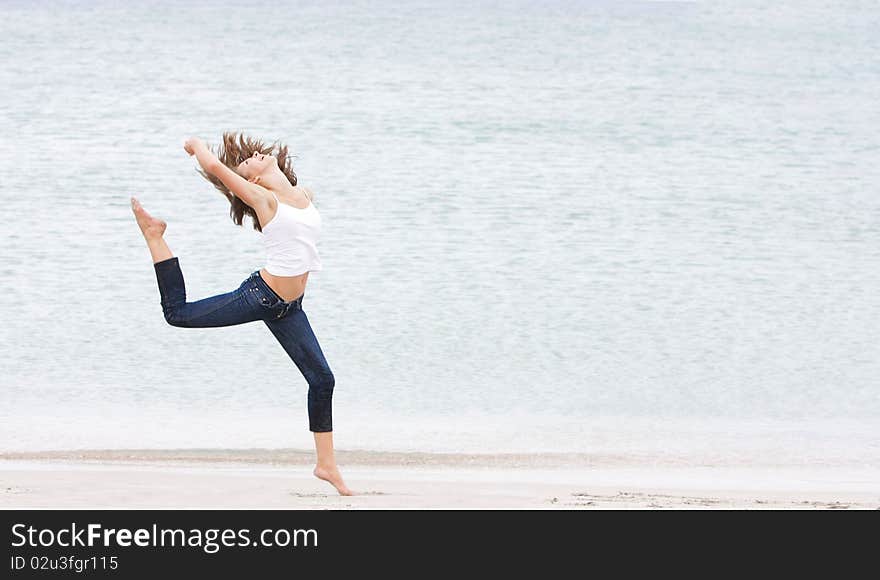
[{"x1": 153, "y1": 256, "x2": 334, "y2": 432}]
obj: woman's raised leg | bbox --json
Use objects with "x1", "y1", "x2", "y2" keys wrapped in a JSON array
[
  {"x1": 152, "y1": 257, "x2": 263, "y2": 328},
  {"x1": 132, "y1": 196, "x2": 263, "y2": 328}
]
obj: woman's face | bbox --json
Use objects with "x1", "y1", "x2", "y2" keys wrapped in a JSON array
[{"x1": 236, "y1": 151, "x2": 277, "y2": 181}]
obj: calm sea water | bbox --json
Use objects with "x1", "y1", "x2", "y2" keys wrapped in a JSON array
[{"x1": 1, "y1": 0, "x2": 878, "y2": 464}]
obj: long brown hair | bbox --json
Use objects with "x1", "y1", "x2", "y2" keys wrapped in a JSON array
[{"x1": 196, "y1": 131, "x2": 298, "y2": 232}]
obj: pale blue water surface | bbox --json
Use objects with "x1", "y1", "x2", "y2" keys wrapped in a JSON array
[{"x1": 0, "y1": 0, "x2": 878, "y2": 465}]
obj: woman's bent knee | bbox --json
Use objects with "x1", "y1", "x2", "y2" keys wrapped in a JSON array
[
  {"x1": 162, "y1": 305, "x2": 190, "y2": 327},
  {"x1": 309, "y1": 372, "x2": 335, "y2": 400}
]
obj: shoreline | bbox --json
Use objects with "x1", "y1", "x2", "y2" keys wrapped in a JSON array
[
  {"x1": 0, "y1": 448, "x2": 693, "y2": 469},
  {"x1": 1, "y1": 445, "x2": 874, "y2": 468},
  {"x1": 1, "y1": 448, "x2": 878, "y2": 509}
]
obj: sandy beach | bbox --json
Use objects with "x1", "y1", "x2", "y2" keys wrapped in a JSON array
[{"x1": 1, "y1": 449, "x2": 877, "y2": 509}]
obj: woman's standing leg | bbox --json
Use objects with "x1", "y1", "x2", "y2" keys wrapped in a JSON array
[{"x1": 264, "y1": 307, "x2": 353, "y2": 496}]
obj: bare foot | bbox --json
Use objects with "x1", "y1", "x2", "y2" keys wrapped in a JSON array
[
  {"x1": 130, "y1": 196, "x2": 167, "y2": 240},
  {"x1": 314, "y1": 465, "x2": 355, "y2": 496}
]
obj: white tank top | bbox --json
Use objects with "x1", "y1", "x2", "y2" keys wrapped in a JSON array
[{"x1": 262, "y1": 190, "x2": 323, "y2": 276}]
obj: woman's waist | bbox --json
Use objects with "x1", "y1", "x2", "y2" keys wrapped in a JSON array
[{"x1": 258, "y1": 268, "x2": 309, "y2": 302}]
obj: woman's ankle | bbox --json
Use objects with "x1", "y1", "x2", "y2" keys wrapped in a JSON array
[
  {"x1": 147, "y1": 239, "x2": 173, "y2": 263},
  {"x1": 315, "y1": 459, "x2": 338, "y2": 470}
]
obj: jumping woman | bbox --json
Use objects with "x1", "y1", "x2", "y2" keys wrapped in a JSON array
[{"x1": 130, "y1": 132, "x2": 353, "y2": 496}]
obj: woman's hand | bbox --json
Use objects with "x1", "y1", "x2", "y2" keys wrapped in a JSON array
[
  {"x1": 184, "y1": 137, "x2": 207, "y2": 156},
  {"x1": 186, "y1": 136, "x2": 221, "y2": 176}
]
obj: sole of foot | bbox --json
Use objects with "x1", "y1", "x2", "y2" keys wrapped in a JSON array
[{"x1": 130, "y1": 196, "x2": 167, "y2": 239}]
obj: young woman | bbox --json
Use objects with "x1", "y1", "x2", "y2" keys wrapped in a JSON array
[{"x1": 130, "y1": 132, "x2": 353, "y2": 496}]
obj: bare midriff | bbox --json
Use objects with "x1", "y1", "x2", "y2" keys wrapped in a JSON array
[{"x1": 259, "y1": 268, "x2": 309, "y2": 302}]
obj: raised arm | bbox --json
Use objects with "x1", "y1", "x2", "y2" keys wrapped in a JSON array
[{"x1": 185, "y1": 137, "x2": 270, "y2": 209}]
